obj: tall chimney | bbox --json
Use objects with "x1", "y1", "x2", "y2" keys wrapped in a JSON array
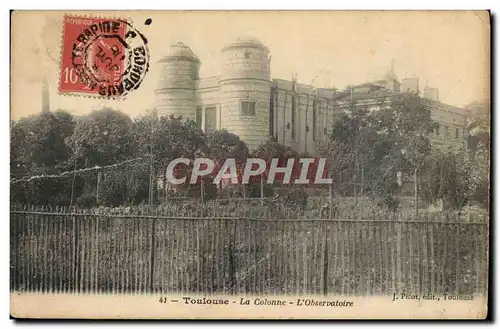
[{"x1": 41, "y1": 75, "x2": 50, "y2": 113}]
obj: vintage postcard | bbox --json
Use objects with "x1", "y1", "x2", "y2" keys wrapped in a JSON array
[{"x1": 10, "y1": 10, "x2": 490, "y2": 319}]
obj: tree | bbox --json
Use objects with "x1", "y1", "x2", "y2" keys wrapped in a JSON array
[
  {"x1": 252, "y1": 136, "x2": 300, "y2": 185},
  {"x1": 464, "y1": 101, "x2": 490, "y2": 208},
  {"x1": 200, "y1": 130, "x2": 250, "y2": 197},
  {"x1": 97, "y1": 161, "x2": 150, "y2": 206},
  {"x1": 11, "y1": 111, "x2": 75, "y2": 172},
  {"x1": 373, "y1": 93, "x2": 438, "y2": 171},
  {"x1": 10, "y1": 110, "x2": 76, "y2": 205},
  {"x1": 416, "y1": 100, "x2": 490, "y2": 212},
  {"x1": 419, "y1": 149, "x2": 477, "y2": 210},
  {"x1": 320, "y1": 93, "x2": 438, "y2": 211},
  {"x1": 206, "y1": 130, "x2": 249, "y2": 165},
  {"x1": 67, "y1": 108, "x2": 136, "y2": 206},
  {"x1": 134, "y1": 114, "x2": 207, "y2": 200},
  {"x1": 471, "y1": 145, "x2": 489, "y2": 208},
  {"x1": 68, "y1": 108, "x2": 135, "y2": 167},
  {"x1": 253, "y1": 136, "x2": 299, "y2": 161},
  {"x1": 373, "y1": 93, "x2": 438, "y2": 209},
  {"x1": 320, "y1": 102, "x2": 389, "y2": 197},
  {"x1": 10, "y1": 118, "x2": 31, "y2": 179},
  {"x1": 468, "y1": 115, "x2": 490, "y2": 156}
]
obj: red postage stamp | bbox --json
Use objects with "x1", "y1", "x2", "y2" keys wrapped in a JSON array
[{"x1": 59, "y1": 15, "x2": 149, "y2": 98}]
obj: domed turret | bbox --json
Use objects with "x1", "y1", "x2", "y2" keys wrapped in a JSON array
[
  {"x1": 155, "y1": 42, "x2": 200, "y2": 120},
  {"x1": 220, "y1": 36, "x2": 270, "y2": 82},
  {"x1": 219, "y1": 36, "x2": 272, "y2": 150},
  {"x1": 221, "y1": 36, "x2": 268, "y2": 52}
]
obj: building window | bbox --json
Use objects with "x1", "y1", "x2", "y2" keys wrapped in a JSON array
[
  {"x1": 241, "y1": 101, "x2": 256, "y2": 116},
  {"x1": 455, "y1": 128, "x2": 460, "y2": 139},
  {"x1": 312, "y1": 100, "x2": 317, "y2": 142},
  {"x1": 196, "y1": 106, "x2": 202, "y2": 130},
  {"x1": 205, "y1": 107, "x2": 217, "y2": 134},
  {"x1": 291, "y1": 96, "x2": 296, "y2": 139},
  {"x1": 444, "y1": 126, "x2": 449, "y2": 138}
]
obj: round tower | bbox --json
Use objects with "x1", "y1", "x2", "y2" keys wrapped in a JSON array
[
  {"x1": 155, "y1": 42, "x2": 200, "y2": 121},
  {"x1": 219, "y1": 37, "x2": 272, "y2": 150}
]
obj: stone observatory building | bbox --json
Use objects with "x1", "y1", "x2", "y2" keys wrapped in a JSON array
[
  {"x1": 154, "y1": 37, "x2": 469, "y2": 154},
  {"x1": 155, "y1": 37, "x2": 272, "y2": 152}
]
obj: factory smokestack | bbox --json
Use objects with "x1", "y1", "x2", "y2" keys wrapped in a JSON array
[{"x1": 41, "y1": 75, "x2": 50, "y2": 113}]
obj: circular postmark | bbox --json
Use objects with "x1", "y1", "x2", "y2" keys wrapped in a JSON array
[{"x1": 71, "y1": 18, "x2": 149, "y2": 98}]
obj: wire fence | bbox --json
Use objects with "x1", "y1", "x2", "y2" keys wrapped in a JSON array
[
  {"x1": 10, "y1": 205, "x2": 488, "y2": 296},
  {"x1": 10, "y1": 162, "x2": 437, "y2": 208}
]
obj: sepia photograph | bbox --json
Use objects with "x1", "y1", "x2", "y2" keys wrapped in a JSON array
[{"x1": 9, "y1": 10, "x2": 490, "y2": 319}]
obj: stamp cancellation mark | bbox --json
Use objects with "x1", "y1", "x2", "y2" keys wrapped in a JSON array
[{"x1": 59, "y1": 15, "x2": 149, "y2": 98}]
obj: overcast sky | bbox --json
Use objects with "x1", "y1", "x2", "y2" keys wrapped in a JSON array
[{"x1": 11, "y1": 10, "x2": 490, "y2": 120}]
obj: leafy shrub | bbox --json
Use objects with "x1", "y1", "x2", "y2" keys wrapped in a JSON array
[{"x1": 279, "y1": 186, "x2": 308, "y2": 212}]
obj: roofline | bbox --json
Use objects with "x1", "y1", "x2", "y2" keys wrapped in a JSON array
[
  {"x1": 221, "y1": 42, "x2": 269, "y2": 53},
  {"x1": 157, "y1": 56, "x2": 201, "y2": 64}
]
